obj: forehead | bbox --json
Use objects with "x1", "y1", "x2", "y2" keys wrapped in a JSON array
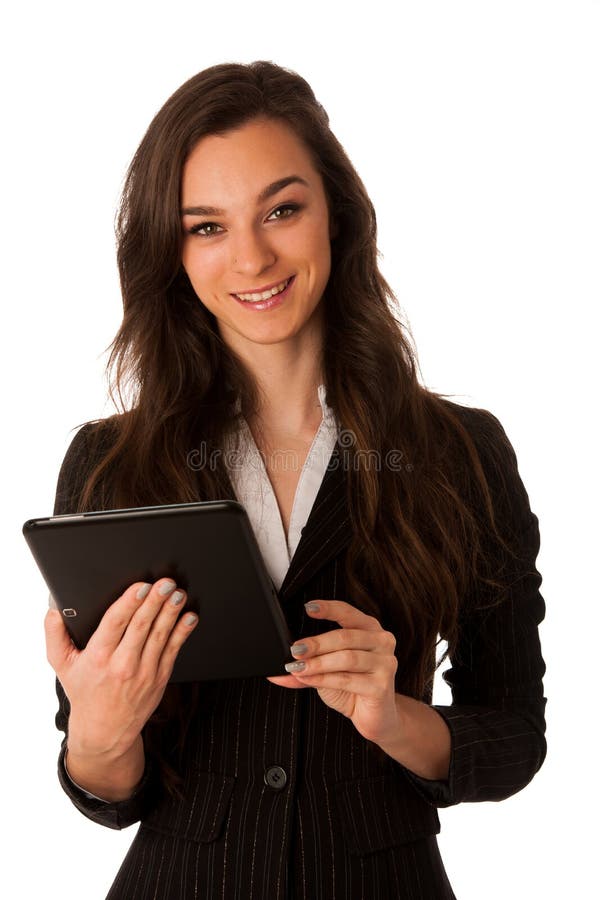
[{"x1": 181, "y1": 118, "x2": 318, "y2": 203}]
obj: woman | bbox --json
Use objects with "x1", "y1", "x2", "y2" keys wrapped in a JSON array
[{"x1": 45, "y1": 60, "x2": 547, "y2": 899}]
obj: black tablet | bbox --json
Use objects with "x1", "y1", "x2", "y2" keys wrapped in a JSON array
[{"x1": 23, "y1": 500, "x2": 293, "y2": 682}]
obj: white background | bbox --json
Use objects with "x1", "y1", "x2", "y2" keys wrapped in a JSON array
[{"x1": 3, "y1": 1, "x2": 598, "y2": 897}]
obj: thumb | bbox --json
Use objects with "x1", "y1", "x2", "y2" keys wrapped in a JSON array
[
  {"x1": 266, "y1": 674, "x2": 310, "y2": 689},
  {"x1": 44, "y1": 609, "x2": 77, "y2": 673}
]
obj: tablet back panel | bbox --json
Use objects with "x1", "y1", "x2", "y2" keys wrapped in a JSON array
[{"x1": 23, "y1": 501, "x2": 293, "y2": 682}]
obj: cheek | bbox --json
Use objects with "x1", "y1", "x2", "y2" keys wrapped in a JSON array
[
  {"x1": 312, "y1": 229, "x2": 332, "y2": 279},
  {"x1": 182, "y1": 245, "x2": 220, "y2": 290},
  {"x1": 294, "y1": 221, "x2": 332, "y2": 273}
]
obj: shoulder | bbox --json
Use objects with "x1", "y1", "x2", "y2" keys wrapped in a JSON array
[
  {"x1": 438, "y1": 397, "x2": 507, "y2": 441},
  {"x1": 436, "y1": 398, "x2": 521, "y2": 474},
  {"x1": 53, "y1": 414, "x2": 124, "y2": 515},
  {"x1": 59, "y1": 415, "x2": 121, "y2": 470},
  {"x1": 435, "y1": 397, "x2": 536, "y2": 535}
]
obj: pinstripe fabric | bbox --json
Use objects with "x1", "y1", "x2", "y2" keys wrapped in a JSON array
[{"x1": 51, "y1": 403, "x2": 546, "y2": 899}]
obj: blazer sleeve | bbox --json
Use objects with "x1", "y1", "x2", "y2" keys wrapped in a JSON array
[
  {"x1": 51, "y1": 423, "x2": 159, "y2": 830},
  {"x1": 400, "y1": 408, "x2": 547, "y2": 809}
]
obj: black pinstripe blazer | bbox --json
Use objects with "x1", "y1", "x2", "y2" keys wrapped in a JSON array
[{"x1": 51, "y1": 402, "x2": 547, "y2": 900}]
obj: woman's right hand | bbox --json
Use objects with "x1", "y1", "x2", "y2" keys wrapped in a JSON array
[{"x1": 45, "y1": 578, "x2": 198, "y2": 760}]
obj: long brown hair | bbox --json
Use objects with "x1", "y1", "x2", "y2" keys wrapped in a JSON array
[{"x1": 73, "y1": 61, "x2": 532, "y2": 789}]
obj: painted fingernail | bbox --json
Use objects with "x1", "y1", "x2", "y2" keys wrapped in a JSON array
[
  {"x1": 184, "y1": 613, "x2": 198, "y2": 626},
  {"x1": 304, "y1": 602, "x2": 320, "y2": 613},
  {"x1": 137, "y1": 583, "x2": 151, "y2": 600},
  {"x1": 170, "y1": 590, "x2": 185, "y2": 606},
  {"x1": 290, "y1": 643, "x2": 308, "y2": 656},
  {"x1": 285, "y1": 661, "x2": 306, "y2": 673},
  {"x1": 158, "y1": 580, "x2": 176, "y2": 596}
]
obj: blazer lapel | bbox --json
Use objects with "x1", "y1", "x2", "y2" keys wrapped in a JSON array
[
  {"x1": 219, "y1": 438, "x2": 353, "y2": 605},
  {"x1": 277, "y1": 440, "x2": 352, "y2": 604}
]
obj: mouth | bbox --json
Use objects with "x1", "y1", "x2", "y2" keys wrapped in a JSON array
[
  {"x1": 232, "y1": 276, "x2": 293, "y2": 303},
  {"x1": 231, "y1": 275, "x2": 295, "y2": 311}
]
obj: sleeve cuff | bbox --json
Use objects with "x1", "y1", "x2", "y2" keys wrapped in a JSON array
[
  {"x1": 57, "y1": 743, "x2": 157, "y2": 830},
  {"x1": 63, "y1": 748, "x2": 111, "y2": 803},
  {"x1": 399, "y1": 705, "x2": 455, "y2": 807},
  {"x1": 400, "y1": 702, "x2": 546, "y2": 809}
]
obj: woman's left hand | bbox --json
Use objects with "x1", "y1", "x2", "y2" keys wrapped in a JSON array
[{"x1": 266, "y1": 599, "x2": 400, "y2": 747}]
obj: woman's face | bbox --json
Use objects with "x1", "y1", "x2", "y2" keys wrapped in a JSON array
[{"x1": 180, "y1": 116, "x2": 334, "y2": 355}]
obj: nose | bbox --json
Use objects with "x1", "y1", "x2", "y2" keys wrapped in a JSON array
[{"x1": 230, "y1": 227, "x2": 276, "y2": 276}]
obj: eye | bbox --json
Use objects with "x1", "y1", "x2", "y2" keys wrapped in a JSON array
[
  {"x1": 267, "y1": 203, "x2": 300, "y2": 220},
  {"x1": 188, "y1": 221, "x2": 223, "y2": 237}
]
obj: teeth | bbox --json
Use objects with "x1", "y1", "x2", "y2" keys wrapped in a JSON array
[{"x1": 236, "y1": 278, "x2": 290, "y2": 302}]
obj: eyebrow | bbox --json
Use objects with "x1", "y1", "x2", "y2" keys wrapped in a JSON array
[{"x1": 180, "y1": 175, "x2": 310, "y2": 217}]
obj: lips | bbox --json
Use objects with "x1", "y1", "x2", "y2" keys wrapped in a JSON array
[
  {"x1": 231, "y1": 275, "x2": 295, "y2": 311},
  {"x1": 232, "y1": 276, "x2": 292, "y2": 302}
]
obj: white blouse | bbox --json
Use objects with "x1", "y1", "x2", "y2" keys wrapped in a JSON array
[{"x1": 224, "y1": 383, "x2": 340, "y2": 590}]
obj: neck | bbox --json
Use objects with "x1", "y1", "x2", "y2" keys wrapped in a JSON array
[
  {"x1": 250, "y1": 354, "x2": 324, "y2": 440},
  {"x1": 226, "y1": 315, "x2": 326, "y2": 439}
]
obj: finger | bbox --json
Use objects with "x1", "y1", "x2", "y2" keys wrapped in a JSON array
[
  {"x1": 286, "y1": 648, "x2": 397, "y2": 678},
  {"x1": 114, "y1": 578, "x2": 182, "y2": 658},
  {"x1": 138, "y1": 586, "x2": 190, "y2": 670},
  {"x1": 44, "y1": 608, "x2": 78, "y2": 673},
  {"x1": 304, "y1": 600, "x2": 384, "y2": 632},
  {"x1": 265, "y1": 674, "x2": 311, "y2": 689},
  {"x1": 290, "y1": 628, "x2": 394, "y2": 661},
  {"x1": 155, "y1": 611, "x2": 199, "y2": 683},
  {"x1": 291, "y1": 669, "x2": 392, "y2": 698},
  {"x1": 86, "y1": 580, "x2": 165, "y2": 655}
]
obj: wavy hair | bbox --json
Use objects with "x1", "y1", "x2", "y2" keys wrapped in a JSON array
[{"x1": 72, "y1": 60, "x2": 529, "y2": 791}]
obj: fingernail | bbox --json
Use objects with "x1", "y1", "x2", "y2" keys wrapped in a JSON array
[
  {"x1": 290, "y1": 643, "x2": 308, "y2": 656},
  {"x1": 137, "y1": 583, "x2": 151, "y2": 600},
  {"x1": 158, "y1": 580, "x2": 176, "y2": 596},
  {"x1": 285, "y1": 661, "x2": 306, "y2": 673},
  {"x1": 184, "y1": 613, "x2": 198, "y2": 626},
  {"x1": 304, "y1": 602, "x2": 320, "y2": 613},
  {"x1": 170, "y1": 590, "x2": 185, "y2": 606}
]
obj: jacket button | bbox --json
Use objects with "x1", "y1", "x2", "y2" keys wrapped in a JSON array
[{"x1": 264, "y1": 766, "x2": 287, "y2": 790}]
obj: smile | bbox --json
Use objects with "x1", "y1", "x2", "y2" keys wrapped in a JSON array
[
  {"x1": 231, "y1": 276, "x2": 295, "y2": 312},
  {"x1": 233, "y1": 277, "x2": 292, "y2": 303}
]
